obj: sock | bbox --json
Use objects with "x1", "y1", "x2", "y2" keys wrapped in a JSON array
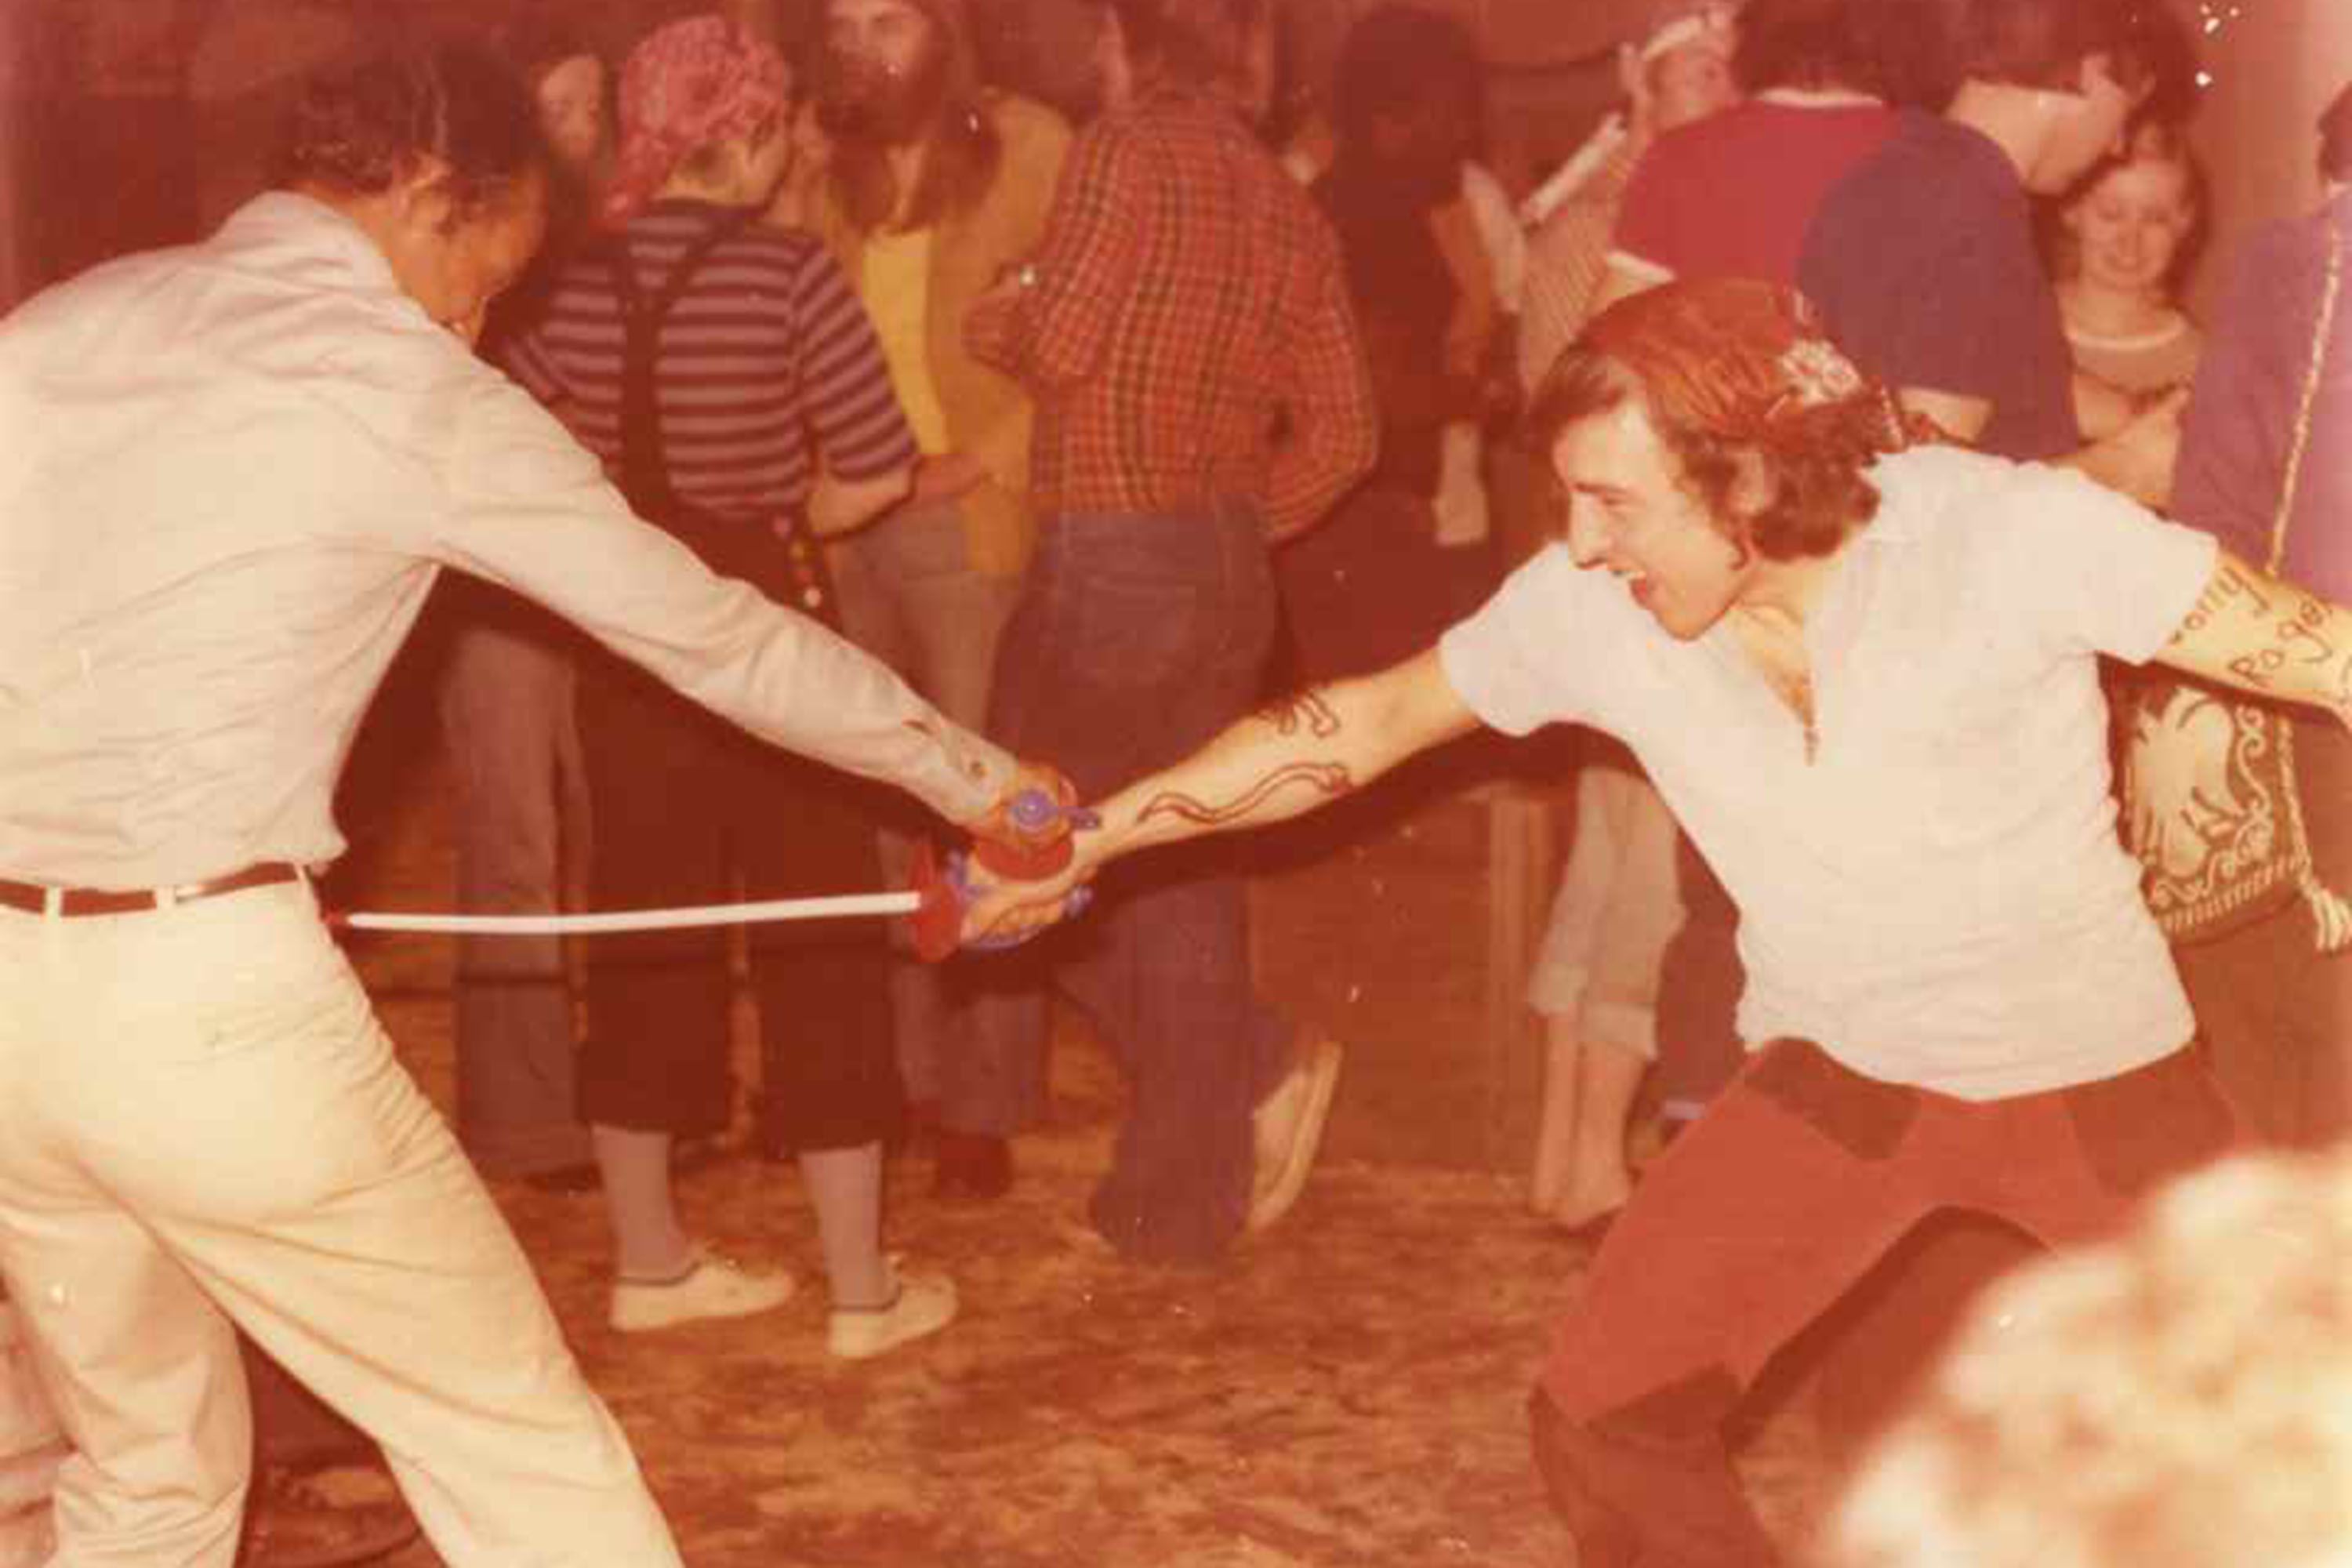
[
  {"x1": 592, "y1": 1123, "x2": 694, "y2": 1281},
  {"x1": 800, "y1": 1142, "x2": 890, "y2": 1308}
]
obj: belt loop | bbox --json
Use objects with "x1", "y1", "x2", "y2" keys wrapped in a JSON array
[
  {"x1": 154, "y1": 883, "x2": 180, "y2": 911},
  {"x1": 42, "y1": 886, "x2": 61, "y2": 920}
]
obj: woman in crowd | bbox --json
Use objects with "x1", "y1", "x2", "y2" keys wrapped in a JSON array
[
  {"x1": 2051, "y1": 120, "x2": 2208, "y2": 442},
  {"x1": 506, "y1": 13, "x2": 953, "y2": 1359}
]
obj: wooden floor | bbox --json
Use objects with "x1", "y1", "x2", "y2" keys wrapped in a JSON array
[{"x1": 321, "y1": 681, "x2": 1834, "y2": 1568}]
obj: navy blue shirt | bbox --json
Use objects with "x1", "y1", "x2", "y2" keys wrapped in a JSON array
[{"x1": 1798, "y1": 111, "x2": 2080, "y2": 462}]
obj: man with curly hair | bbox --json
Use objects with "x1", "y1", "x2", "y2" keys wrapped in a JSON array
[{"x1": 964, "y1": 278, "x2": 2352, "y2": 1566}]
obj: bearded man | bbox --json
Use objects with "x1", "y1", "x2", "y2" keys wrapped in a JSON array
[{"x1": 775, "y1": 0, "x2": 1073, "y2": 1195}]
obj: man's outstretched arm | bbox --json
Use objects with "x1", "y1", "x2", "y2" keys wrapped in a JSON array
[
  {"x1": 962, "y1": 649, "x2": 1483, "y2": 941},
  {"x1": 2153, "y1": 549, "x2": 2352, "y2": 720}
]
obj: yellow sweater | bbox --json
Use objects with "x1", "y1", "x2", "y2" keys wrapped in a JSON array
[{"x1": 816, "y1": 93, "x2": 1073, "y2": 579}]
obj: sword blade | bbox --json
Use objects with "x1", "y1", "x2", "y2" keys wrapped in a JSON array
[{"x1": 336, "y1": 891, "x2": 923, "y2": 936}]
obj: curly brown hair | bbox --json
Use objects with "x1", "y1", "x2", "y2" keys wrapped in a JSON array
[{"x1": 1526, "y1": 344, "x2": 1893, "y2": 564}]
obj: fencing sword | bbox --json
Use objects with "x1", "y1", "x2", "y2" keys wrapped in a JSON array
[
  {"x1": 331, "y1": 891, "x2": 922, "y2": 937},
  {"x1": 327, "y1": 793, "x2": 1094, "y2": 953}
]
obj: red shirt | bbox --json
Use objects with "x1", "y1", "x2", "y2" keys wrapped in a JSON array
[
  {"x1": 1610, "y1": 96, "x2": 1899, "y2": 288},
  {"x1": 967, "y1": 88, "x2": 1376, "y2": 541}
]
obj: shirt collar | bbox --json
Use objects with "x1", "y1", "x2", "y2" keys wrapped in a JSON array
[
  {"x1": 214, "y1": 189, "x2": 405, "y2": 296},
  {"x1": 1753, "y1": 87, "x2": 1885, "y2": 110}
]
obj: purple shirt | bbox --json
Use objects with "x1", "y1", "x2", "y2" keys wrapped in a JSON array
[
  {"x1": 1800, "y1": 111, "x2": 2080, "y2": 463},
  {"x1": 2173, "y1": 192, "x2": 2352, "y2": 601}
]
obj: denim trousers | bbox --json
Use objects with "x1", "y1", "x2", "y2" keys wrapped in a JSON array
[
  {"x1": 829, "y1": 499, "x2": 1024, "y2": 1107},
  {"x1": 960, "y1": 506, "x2": 1297, "y2": 1264},
  {"x1": 437, "y1": 611, "x2": 594, "y2": 1178}
]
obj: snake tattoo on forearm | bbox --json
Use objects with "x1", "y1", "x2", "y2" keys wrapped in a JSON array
[{"x1": 1135, "y1": 761, "x2": 1357, "y2": 829}]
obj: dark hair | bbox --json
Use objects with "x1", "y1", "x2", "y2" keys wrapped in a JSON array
[
  {"x1": 1328, "y1": 5, "x2": 1483, "y2": 151},
  {"x1": 2045, "y1": 118, "x2": 2209, "y2": 295},
  {"x1": 2321, "y1": 82, "x2": 2352, "y2": 183},
  {"x1": 1524, "y1": 348, "x2": 1885, "y2": 562},
  {"x1": 1733, "y1": 0, "x2": 1886, "y2": 96},
  {"x1": 1105, "y1": 0, "x2": 1271, "y2": 97},
  {"x1": 503, "y1": 18, "x2": 602, "y2": 89},
  {"x1": 1939, "y1": 0, "x2": 2161, "y2": 94},
  {"x1": 821, "y1": 0, "x2": 1006, "y2": 233},
  {"x1": 278, "y1": 44, "x2": 546, "y2": 220}
]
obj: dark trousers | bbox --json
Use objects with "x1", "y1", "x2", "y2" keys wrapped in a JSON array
[
  {"x1": 2173, "y1": 711, "x2": 2352, "y2": 1149},
  {"x1": 1273, "y1": 483, "x2": 1497, "y2": 686},
  {"x1": 1529, "y1": 1038, "x2": 2239, "y2": 1568},
  {"x1": 575, "y1": 656, "x2": 897, "y2": 1152},
  {"x1": 959, "y1": 507, "x2": 1295, "y2": 1264},
  {"x1": 2176, "y1": 905, "x2": 2352, "y2": 1149}
]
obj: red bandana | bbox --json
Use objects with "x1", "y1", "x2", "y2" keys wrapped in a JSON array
[
  {"x1": 1586, "y1": 279, "x2": 1915, "y2": 456},
  {"x1": 602, "y1": 16, "x2": 793, "y2": 226}
]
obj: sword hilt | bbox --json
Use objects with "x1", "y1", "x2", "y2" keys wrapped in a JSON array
[
  {"x1": 971, "y1": 789, "x2": 1096, "y2": 881},
  {"x1": 906, "y1": 837, "x2": 1091, "y2": 962}
]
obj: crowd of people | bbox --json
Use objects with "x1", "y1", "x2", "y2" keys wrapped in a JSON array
[{"x1": 0, "y1": 0, "x2": 2347, "y2": 1564}]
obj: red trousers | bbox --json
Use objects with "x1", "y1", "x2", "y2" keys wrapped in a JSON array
[{"x1": 1530, "y1": 1037, "x2": 2238, "y2": 1568}]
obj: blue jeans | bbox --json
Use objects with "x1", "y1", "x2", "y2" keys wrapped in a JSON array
[
  {"x1": 830, "y1": 499, "x2": 1023, "y2": 1106},
  {"x1": 438, "y1": 607, "x2": 593, "y2": 1178},
  {"x1": 958, "y1": 506, "x2": 1297, "y2": 1264}
]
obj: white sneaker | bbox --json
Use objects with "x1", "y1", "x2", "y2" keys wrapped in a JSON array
[
  {"x1": 610, "y1": 1254, "x2": 794, "y2": 1334},
  {"x1": 827, "y1": 1264, "x2": 957, "y2": 1361},
  {"x1": 1249, "y1": 1033, "x2": 1345, "y2": 1232}
]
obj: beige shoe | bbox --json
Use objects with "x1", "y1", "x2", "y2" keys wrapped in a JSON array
[
  {"x1": 826, "y1": 1262, "x2": 957, "y2": 1361},
  {"x1": 1249, "y1": 1033, "x2": 1345, "y2": 1232},
  {"x1": 609, "y1": 1254, "x2": 793, "y2": 1334}
]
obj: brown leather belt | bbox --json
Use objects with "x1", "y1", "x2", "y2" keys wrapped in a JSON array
[{"x1": 0, "y1": 862, "x2": 303, "y2": 918}]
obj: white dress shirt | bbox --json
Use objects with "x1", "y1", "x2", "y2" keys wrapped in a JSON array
[{"x1": 0, "y1": 191, "x2": 1012, "y2": 889}]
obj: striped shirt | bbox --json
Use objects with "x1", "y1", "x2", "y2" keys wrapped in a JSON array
[{"x1": 506, "y1": 200, "x2": 915, "y2": 520}]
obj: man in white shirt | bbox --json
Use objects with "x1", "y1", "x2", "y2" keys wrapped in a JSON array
[
  {"x1": 967, "y1": 279, "x2": 2352, "y2": 1567},
  {"x1": 0, "y1": 44, "x2": 1054, "y2": 1568}
]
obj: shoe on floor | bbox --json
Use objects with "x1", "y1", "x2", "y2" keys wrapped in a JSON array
[
  {"x1": 1248, "y1": 1033, "x2": 1345, "y2": 1232},
  {"x1": 238, "y1": 1455, "x2": 419, "y2": 1568},
  {"x1": 932, "y1": 1128, "x2": 1013, "y2": 1202},
  {"x1": 610, "y1": 1254, "x2": 794, "y2": 1334},
  {"x1": 827, "y1": 1263, "x2": 957, "y2": 1360}
]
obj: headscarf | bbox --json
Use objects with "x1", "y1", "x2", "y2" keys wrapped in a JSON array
[
  {"x1": 1584, "y1": 278, "x2": 1916, "y2": 456},
  {"x1": 601, "y1": 15, "x2": 793, "y2": 226}
]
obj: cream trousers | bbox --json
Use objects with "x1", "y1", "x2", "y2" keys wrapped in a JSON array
[{"x1": 0, "y1": 880, "x2": 681, "y2": 1567}]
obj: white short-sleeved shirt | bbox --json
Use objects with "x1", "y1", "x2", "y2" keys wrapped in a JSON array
[{"x1": 1441, "y1": 445, "x2": 2216, "y2": 1098}]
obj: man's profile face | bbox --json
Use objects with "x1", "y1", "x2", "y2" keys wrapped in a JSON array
[
  {"x1": 1552, "y1": 398, "x2": 1751, "y2": 640},
  {"x1": 826, "y1": 0, "x2": 944, "y2": 136},
  {"x1": 387, "y1": 169, "x2": 549, "y2": 347}
]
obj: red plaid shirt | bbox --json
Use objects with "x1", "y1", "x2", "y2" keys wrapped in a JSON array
[{"x1": 967, "y1": 88, "x2": 1376, "y2": 542}]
